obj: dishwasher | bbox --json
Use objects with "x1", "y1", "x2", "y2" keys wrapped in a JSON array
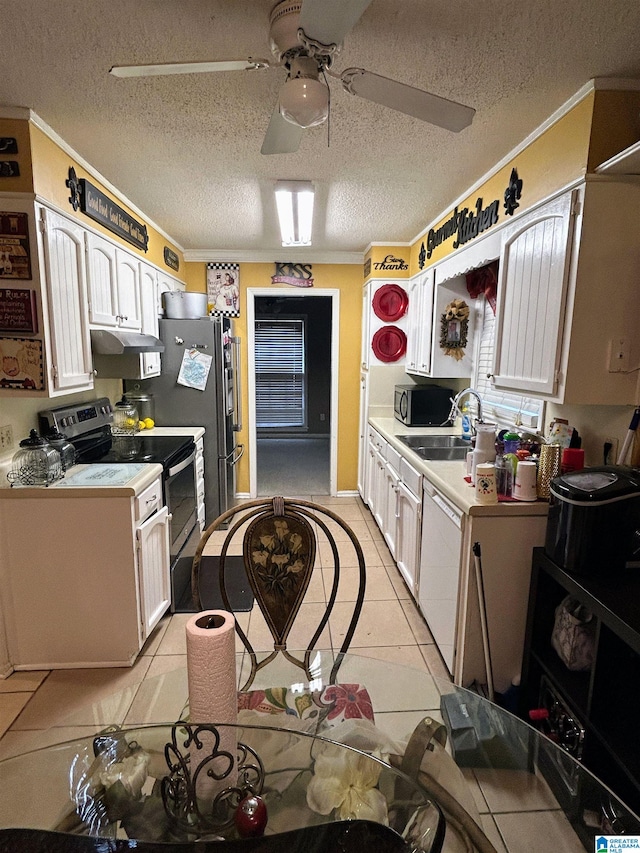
[{"x1": 418, "y1": 479, "x2": 464, "y2": 673}]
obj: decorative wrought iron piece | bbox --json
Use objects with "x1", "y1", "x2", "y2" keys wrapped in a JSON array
[{"x1": 161, "y1": 723, "x2": 265, "y2": 835}]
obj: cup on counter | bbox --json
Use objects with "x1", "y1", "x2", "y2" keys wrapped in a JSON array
[
  {"x1": 513, "y1": 460, "x2": 538, "y2": 501},
  {"x1": 561, "y1": 447, "x2": 585, "y2": 474},
  {"x1": 475, "y1": 462, "x2": 498, "y2": 504},
  {"x1": 471, "y1": 448, "x2": 495, "y2": 486}
]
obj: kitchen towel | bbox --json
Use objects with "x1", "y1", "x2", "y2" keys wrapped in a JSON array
[{"x1": 186, "y1": 610, "x2": 238, "y2": 801}]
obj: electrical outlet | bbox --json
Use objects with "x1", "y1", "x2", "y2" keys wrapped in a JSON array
[
  {"x1": 0, "y1": 424, "x2": 13, "y2": 452},
  {"x1": 604, "y1": 436, "x2": 619, "y2": 465}
]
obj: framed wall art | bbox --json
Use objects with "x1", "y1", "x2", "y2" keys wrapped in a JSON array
[
  {"x1": 0, "y1": 212, "x2": 31, "y2": 280},
  {"x1": 0, "y1": 336, "x2": 44, "y2": 389},
  {"x1": 206, "y1": 262, "x2": 240, "y2": 317}
]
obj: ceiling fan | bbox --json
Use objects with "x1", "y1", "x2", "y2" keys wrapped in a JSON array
[{"x1": 109, "y1": 0, "x2": 475, "y2": 155}]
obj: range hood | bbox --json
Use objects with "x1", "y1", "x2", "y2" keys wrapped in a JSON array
[{"x1": 90, "y1": 329, "x2": 165, "y2": 355}]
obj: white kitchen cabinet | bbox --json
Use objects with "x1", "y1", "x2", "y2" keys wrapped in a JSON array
[
  {"x1": 395, "y1": 457, "x2": 422, "y2": 599},
  {"x1": 405, "y1": 270, "x2": 434, "y2": 375},
  {"x1": 137, "y1": 505, "x2": 171, "y2": 637},
  {"x1": 39, "y1": 206, "x2": 94, "y2": 393},
  {"x1": 493, "y1": 180, "x2": 640, "y2": 404},
  {"x1": 361, "y1": 281, "x2": 371, "y2": 370},
  {"x1": 114, "y1": 248, "x2": 141, "y2": 330},
  {"x1": 493, "y1": 190, "x2": 575, "y2": 397},
  {"x1": 138, "y1": 261, "x2": 161, "y2": 377},
  {"x1": 0, "y1": 475, "x2": 170, "y2": 668},
  {"x1": 405, "y1": 268, "x2": 473, "y2": 379},
  {"x1": 357, "y1": 371, "x2": 370, "y2": 499},
  {"x1": 86, "y1": 232, "x2": 141, "y2": 330}
]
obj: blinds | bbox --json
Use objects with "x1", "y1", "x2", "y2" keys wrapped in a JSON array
[
  {"x1": 255, "y1": 319, "x2": 306, "y2": 428},
  {"x1": 474, "y1": 297, "x2": 543, "y2": 430}
]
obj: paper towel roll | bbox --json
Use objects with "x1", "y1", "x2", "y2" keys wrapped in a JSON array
[{"x1": 186, "y1": 610, "x2": 238, "y2": 801}]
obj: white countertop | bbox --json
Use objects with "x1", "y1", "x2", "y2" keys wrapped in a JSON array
[
  {"x1": 146, "y1": 425, "x2": 205, "y2": 440},
  {"x1": 370, "y1": 416, "x2": 549, "y2": 517},
  {"x1": 0, "y1": 462, "x2": 163, "y2": 498}
]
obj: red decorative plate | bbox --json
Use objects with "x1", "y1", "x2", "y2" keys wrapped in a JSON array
[
  {"x1": 371, "y1": 326, "x2": 407, "y2": 362},
  {"x1": 372, "y1": 284, "x2": 408, "y2": 321}
]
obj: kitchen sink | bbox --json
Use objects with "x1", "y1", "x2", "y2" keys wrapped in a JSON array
[{"x1": 395, "y1": 433, "x2": 470, "y2": 461}]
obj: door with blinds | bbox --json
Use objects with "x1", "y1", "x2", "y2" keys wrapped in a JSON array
[{"x1": 255, "y1": 318, "x2": 306, "y2": 429}]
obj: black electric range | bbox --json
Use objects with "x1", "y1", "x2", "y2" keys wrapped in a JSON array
[{"x1": 38, "y1": 396, "x2": 195, "y2": 470}]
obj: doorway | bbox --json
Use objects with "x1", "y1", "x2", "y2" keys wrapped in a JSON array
[{"x1": 247, "y1": 289, "x2": 339, "y2": 497}]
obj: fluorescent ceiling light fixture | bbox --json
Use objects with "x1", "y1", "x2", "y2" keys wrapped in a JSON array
[{"x1": 275, "y1": 180, "x2": 314, "y2": 247}]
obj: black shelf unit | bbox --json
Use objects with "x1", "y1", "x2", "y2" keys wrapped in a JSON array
[{"x1": 520, "y1": 547, "x2": 640, "y2": 841}]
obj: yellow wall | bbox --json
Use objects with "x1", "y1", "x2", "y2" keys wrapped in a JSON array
[
  {"x1": 364, "y1": 245, "x2": 411, "y2": 281},
  {"x1": 27, "y1": 123, "x2": 185, "y2": 275},
  {"x1": 409, "y1": 93, "x2": 596, "y2": 273},
  {"x1": 185, "y1": 261, "x2": 363, "y2": 494}
]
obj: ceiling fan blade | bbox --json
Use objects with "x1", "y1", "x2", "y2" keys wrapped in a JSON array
[
  {"x1": 109, "y1": 59, "x2": 271, "y2": 78},
  {"x1": 299, "y1": 0, "x2": 373, "y2": 46},
  {"x1": 340, "y1": 68, "x2": 475, "y2": 132},
  {"x1": 261, "y1": 106, "x2": 304, "y2": 155}
]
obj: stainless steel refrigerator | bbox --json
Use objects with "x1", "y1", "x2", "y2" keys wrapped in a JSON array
[{"x1": 133, "y1": 317, "x2": 243, "y2": 526}]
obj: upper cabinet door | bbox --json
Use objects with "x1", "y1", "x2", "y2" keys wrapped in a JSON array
[
  {"x1": 139, "y1": 262, "x2": 160, "y2": 377},
  {"x1": 39, "y1": 207, "x2": 93, "y2": 392},
  {"x1": 493, "y1": 191, "x2": 576, "y2": 397},
  {"x1": 115, "y1": 249, "x2": 141, "y2": 330},
  {"x1": 86, "y1": 231, "x2": 118, "y2": 327}
]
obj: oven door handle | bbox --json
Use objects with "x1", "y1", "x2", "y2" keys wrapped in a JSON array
[{"x1": 167, "y1": 449, "x2": 196, "y2": 478}]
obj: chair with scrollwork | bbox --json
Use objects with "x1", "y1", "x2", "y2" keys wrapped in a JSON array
[{"x1": 191, "y1": 496, "x2": 373, "y2": 733}]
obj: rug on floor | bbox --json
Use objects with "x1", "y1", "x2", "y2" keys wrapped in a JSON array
[{"x1": 174, "y1": 555, "x2": 254, "y2": 613}]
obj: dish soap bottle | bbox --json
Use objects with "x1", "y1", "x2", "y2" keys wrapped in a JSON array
[{"x1": 461, "y1": 402, "x2": 472, "y2": 441}]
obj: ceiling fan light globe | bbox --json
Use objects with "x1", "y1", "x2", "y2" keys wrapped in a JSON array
[{"x1": 279, "y1": 77, "x2": 329, "y2": 128}]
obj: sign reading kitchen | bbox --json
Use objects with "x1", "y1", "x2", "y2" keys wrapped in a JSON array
[{"x1": 421, "y1": 169, "x2": 523, "y2": 264}]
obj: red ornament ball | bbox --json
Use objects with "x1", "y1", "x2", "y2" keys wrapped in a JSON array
[{"x1": 234, "y1": 793, "x2": 268, "y2": 838}]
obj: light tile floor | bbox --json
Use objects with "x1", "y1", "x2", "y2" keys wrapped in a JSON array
[{"x1": 0, "y1": 495, "x2": 580, "y2": 853}]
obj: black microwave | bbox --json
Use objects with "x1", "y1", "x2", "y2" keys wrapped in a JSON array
[{"x1": 394, "y1": 384, "x2": 454, "y2": 427}]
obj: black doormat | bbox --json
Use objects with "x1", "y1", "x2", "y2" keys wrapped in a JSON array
[{"x1": 174, "y1": 555, "x2": 254, "y2": 614}]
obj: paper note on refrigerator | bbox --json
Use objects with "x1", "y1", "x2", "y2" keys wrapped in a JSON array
[{"x1": 177, "y1": 348, "x2": 213, "y2": 391}]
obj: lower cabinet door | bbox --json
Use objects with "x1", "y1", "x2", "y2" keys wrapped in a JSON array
[{"x1": 136, "y1": 506, "x2": 171, "y2": 640}]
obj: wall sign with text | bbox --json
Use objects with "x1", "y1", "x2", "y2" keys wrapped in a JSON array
[
  {"x1": 66, "y1": 167, "x2": 149, "y2": 251},
  {"x1": 0, "y1": 288, "x2": 38, "y2": 333}
]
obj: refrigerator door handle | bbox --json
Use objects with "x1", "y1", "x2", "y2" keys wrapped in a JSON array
[
  {"x1": 232, "y1": 335, "x2": 242, "y2": 432},
  {"x1": 226, "y1": 444, "x2": 244, "y2": 466}
]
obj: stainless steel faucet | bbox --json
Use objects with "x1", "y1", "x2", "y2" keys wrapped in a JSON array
[{"x1": 449, "y1": 387, "x2": 484, "y2": 426}]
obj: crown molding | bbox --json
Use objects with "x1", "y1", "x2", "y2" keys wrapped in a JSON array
[
  {"x1": 18, "y1": 109, "x2": 186, "y2": 252},
  {"x1": 411, "y1": 77, "x2": 640, "y2": 245}
]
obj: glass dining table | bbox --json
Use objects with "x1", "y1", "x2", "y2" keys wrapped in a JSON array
[{"x1": 0, "y1": 651, "x2": 638, "y2": 853}]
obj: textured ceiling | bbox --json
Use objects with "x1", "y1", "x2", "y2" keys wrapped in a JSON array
[{"x1": 2, "y1": 0, "x2": 640, "y2": 260}]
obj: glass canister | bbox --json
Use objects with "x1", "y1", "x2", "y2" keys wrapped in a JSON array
[
  {"x1": 537, "y1": 443, "x2": 562, "y2": 499},
  {"x1": 44, "y1": 429, "x2": 76, "y2": 472},
  {"x1": 7, "y1": 430, "x2": 63, "y2": 486},
  {"x1": 112, "y1": 398, "x2": 139, "y2": 435},
  {"x1": 123, "y1": 387, "x2": 154, "y2": 423}
]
